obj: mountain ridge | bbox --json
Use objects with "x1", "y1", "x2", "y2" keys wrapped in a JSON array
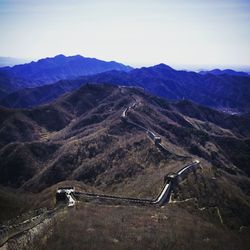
[{"x1": 199, "y1": 68, "x2": 249, "y2": 76}]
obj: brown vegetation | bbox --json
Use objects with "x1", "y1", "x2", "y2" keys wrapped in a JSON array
[{"x1": 37, "y1": 203, "x2": 250, "y2": 250}]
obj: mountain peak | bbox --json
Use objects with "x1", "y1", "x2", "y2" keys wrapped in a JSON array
[
  {"x1": 54, "y1": 54, "x2": 66, "y2": 58},
  {"x1": 54, "y1": 54, "x2": 66, "y2": 59},
  {"x1": 0, "y1": 54, "x2": 133, "y2": 89},
  {"x1": 152, "y1": 63, "x2": 175, "y2": 71}
]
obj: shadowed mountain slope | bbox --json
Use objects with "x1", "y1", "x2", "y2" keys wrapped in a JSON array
[{"x1": 0, "y1": 78, "x2": 84, "y2": 108}]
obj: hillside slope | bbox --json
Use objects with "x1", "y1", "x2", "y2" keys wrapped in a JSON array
[{"x1": 0, "y1": 84, "x2": 249, "y2": 190}]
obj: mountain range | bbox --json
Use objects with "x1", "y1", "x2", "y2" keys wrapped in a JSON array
[{"x1": 1, "y1": 61, "x2": 249, "y2": 114}]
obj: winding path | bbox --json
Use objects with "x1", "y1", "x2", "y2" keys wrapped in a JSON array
[
  {"x1": 73, "y1": 161, "x2": 199, "y2": 206},
  {"x1": 73, "y1": 97, "x2": 200, "y2": 206}
]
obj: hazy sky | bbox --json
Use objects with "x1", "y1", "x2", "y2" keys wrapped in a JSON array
[{"x1": 0, "y1": 0, "x2": 249, "y2": 69}]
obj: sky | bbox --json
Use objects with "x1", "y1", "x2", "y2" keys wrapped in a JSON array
[{"x1": 0, "y1": 0, "x2": 249, "y2": 70}]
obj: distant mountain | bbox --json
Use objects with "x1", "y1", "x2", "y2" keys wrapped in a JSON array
[
  {"x1": 0, "y1": 54, "x2": 133, "y2": 97},
  {"x1": 1, "y1": 63, "x2": 250, "y2": 113},
  {"x1": 82, "y1": 64, "x2": 250, "y2": 112},
  {"x1": 199, "y1": 68, "x2": 249, "y2": 76},
  {"x1": 0, "y1": 71, "x2": 39, "y2": 101},
  {"x1": 0, "y1": 57, "x2": 30, "y2": 67},
  {"x1": 0, "y1": 78, "x2": 84, "y2": 108}
]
